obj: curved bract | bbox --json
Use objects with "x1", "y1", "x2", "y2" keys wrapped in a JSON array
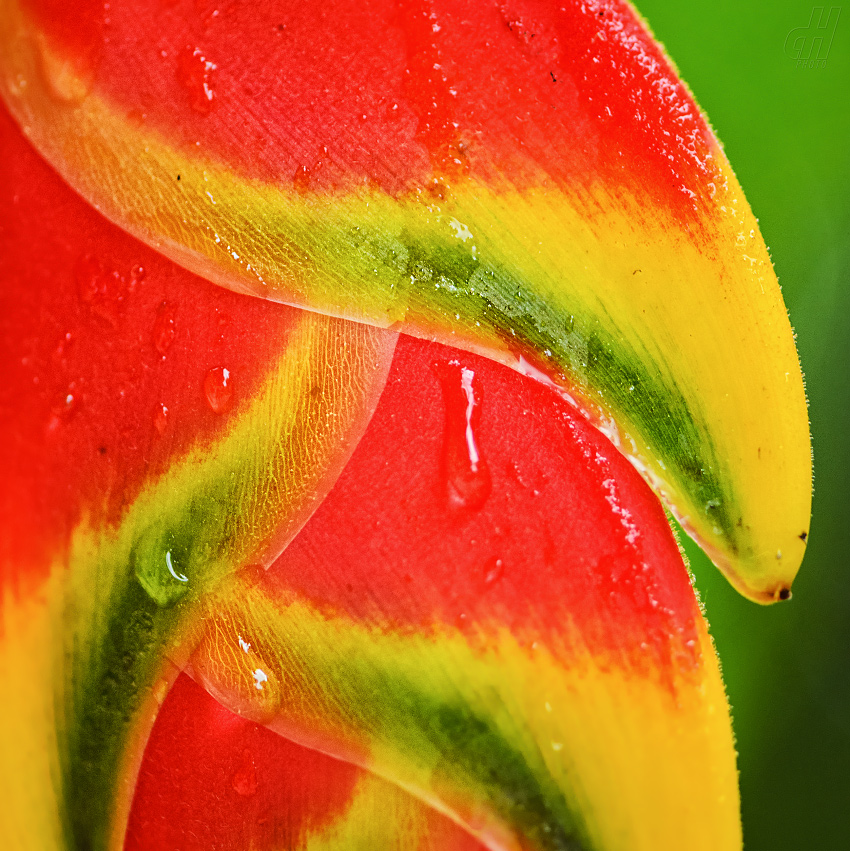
[
  {"x1": 0, "y1": 0, "x2": 811, "y2": 600},
  {"x1": 187, "y1": 335, "x2": 741, "y2": 851}
]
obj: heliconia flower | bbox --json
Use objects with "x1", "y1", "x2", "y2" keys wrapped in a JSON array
[
  {"x1": 0, "y1": 1, "x2": 810, "y2": 850},
  {"x1": 1, "y1": 95, "x2": 740, "y2": 850},
  {"x1": 0, "y1": 0, "x2": 810, "y2": 601}
]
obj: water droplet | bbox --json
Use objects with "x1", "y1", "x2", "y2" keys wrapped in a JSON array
[
  {"x1": 483, "y1": 556, "x2": 504, "y2": 586},
  {"x1": 292, "y1": 164, "x2": 313, "y2": 191},
  {"x1": 165, "y1": 550, "x2": 188, "y2": 583},
  {"x1": 133, "y1": 533, "x2": 191, "y2": 607},
  {"x1": 232, "y1": 752, "x2": 258, "y2": 797},
  {"x1": 74, "y1": 255, "x2": 129, "y2": 327},
  {"x1": 202, "y1": 6, "x2": 222, "y2": 30},
  {"x1": 52, "y1": 332, "x2": 74, "y2": 364},
  {"x1": 47, "y1": 382, "x2": 81, "y2": 431},
  {"x1": 152, "y1": 302, "x2": 176, "y2": 354},
  {"x1": 204, "y1": 366, "x2": 233, "y2": 413},
  {"x1": 129, "y1": 264, "x2": 147, "y2": 288},
  {"x1": 153, "y1": 403, "x2": 169, "y2": 435},
  {"x1": 36, "y1": 33, "x2": 96, "y2": 104},
  {"x1": 191, "y1": 616, "x2": 283, "y2": 724},
  {"x1": 61, "y1": 389, "x2": 79, "y2": 413},
  {"x1": 176, "y1": 47, "x2": 218, "y2": 114},
  {"x1": 434, "y1": 360, "x2": 491, "y2": 512},
  {"x1": 292, "y1": 146, "x2": 329, "y2": 192}
]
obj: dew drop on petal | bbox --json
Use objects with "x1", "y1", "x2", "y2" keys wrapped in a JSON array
[
  {"x1": 52, "y1": 331, "x2": 74, "y2": 364},
  {"x1": 74, "y1": 255, "x2": 129, "y2": 327},
  {"x1": 483, "y1": 556, "x2": 505, "y2": 586},
  {"x1": 191, "y1": 619, "x2": 282, "y2": 725},
  {"x1": 129, "y1": 264, "x2": 147, "y2": 289},
  {"x1": 134, "y1": 533, "x2": 191, "y2": 607},
  {"x1": 59, "y1": 386, "x2": 79, "y2": 416},
  {"x1": 231, "y1": 752, "x2": 258, "y2": 797},
  {"x1": 176, "y1": 46, "x2": 218, "y2": 114},
  {"x1": 433, "y1": 360, "x2": 491, "y2": 512},
  {"x1": 153, "y1": 403, "x2": 169, "y2": 435},
  {"x1": 47, "y1": 383, "x2": 81, "y2": 431},
  {"x1": 204, "y1": 366, "x2": 233, "y2": 413},
  {"x1": 152, "y1": 302, "x2": 176, "y2": 355},
  {"x1": 36, "y1": 33, "x2": 97, "y2": 104},
  {"x1": 164, "y1": 549, "x2": 189, "y2": 583}
]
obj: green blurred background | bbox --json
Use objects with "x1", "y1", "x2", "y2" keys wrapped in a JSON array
[{"x1": 636, "y1": 1, "x2": 849, "y2": 847}]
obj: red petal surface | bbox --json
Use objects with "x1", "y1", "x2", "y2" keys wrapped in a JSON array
[
  {"x1": 21, "y1": 0, "x2": 711, "y2": 216},
  {"x1": 0, "y1": 20, "x2": 741, "y2": 847},
  {"x1": 267, "y1": 334, "x2": 701, "y2": 683},
  {"x1": 2, "y1": 0, "x2": 812, "y2": 603},
  {"x1": 0, "y1": 95, "x2": 396, "y2": 850},
  {"x1": 126, "y1": 674, "x2": 356, "y2": 849}
]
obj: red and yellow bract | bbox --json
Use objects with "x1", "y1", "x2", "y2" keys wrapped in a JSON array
[
  {"x1": 1, "y1": 98, "x2": 737, "y2": 850},
  {"x1": 0, "y1": 2, "x2": 811, "y2": 850},
  {"x1": 0, "y1": 0, "x2": 812, "y2": 601}
]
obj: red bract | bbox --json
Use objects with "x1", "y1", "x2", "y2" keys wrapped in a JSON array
[
  {"x1": 0, "y1": 108, "x2": 354, "y2": 583},
  {"x1": 22, "y1": 0, "x2": 709, "y2": 207},
  {"x1": 0, "y1": 97, "x2": 739, "y2": 850}
]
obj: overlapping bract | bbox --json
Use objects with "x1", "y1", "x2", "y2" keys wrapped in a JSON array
[
  {"x1": 0, "y1": 102, "x2": 397, "y2": 849},
  {"x1": 0, "y1": 98, "x2": 740, "y2": 849},
  {"x1": 0, "y1": 0, "x2": 811, "y2": 600},
  {"x1": 184, "y1": 334, "x2": 741, "y2": 851}
]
